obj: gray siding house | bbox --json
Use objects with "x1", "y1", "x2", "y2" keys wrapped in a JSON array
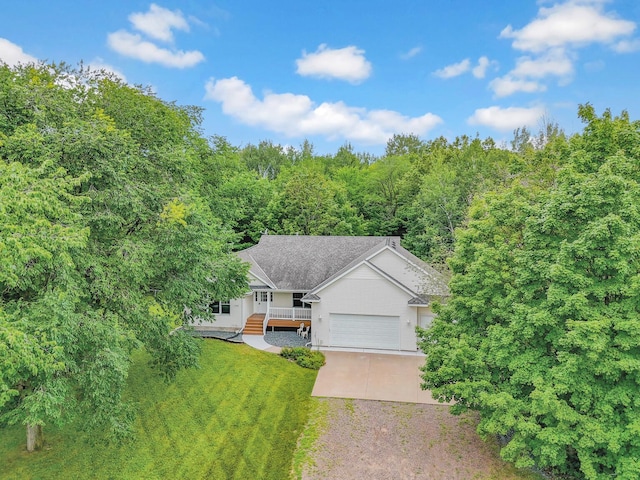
[{"x1": 194, "y1": 235, "x2": 449, "y2": 352}]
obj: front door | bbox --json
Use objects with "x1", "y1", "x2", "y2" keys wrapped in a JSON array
[{"x1": 254, "y1": 291, "x2": 271, "y2": 314}]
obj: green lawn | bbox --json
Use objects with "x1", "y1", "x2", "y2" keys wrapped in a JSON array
[{"x1": 0, "y1": 340, "x2": 317, "y2": 480}]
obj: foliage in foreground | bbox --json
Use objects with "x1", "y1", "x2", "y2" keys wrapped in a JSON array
[
  {"x1": 280, "y1": 347, "x2": 326, "y2": 370},
  {"x1": 0, "y1": 62, "x2": 248, "y2": 450},
  {"x1": 419, "y1": 105, "x2": 640, "y2": 479},
  {"x1": 0, "y1": 340, "x2": 317, "y2": 480}
]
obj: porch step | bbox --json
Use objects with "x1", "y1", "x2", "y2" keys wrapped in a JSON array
[{"x1": 243, "y1": 314, "x2": 265, "y2": 335}]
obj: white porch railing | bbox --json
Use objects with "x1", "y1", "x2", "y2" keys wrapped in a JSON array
[
  {"x1": 261, "y1": 307, "x2": 311, "y2": 335},
  {"x1": 262, "y1": 309, "x2": 271, "y2": 336},
  {"x1": 268, "y1": 307, "x2": 312, "y2": 321}
]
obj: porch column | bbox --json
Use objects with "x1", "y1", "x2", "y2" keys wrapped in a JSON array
[{"x1": 267, "y1": 291, "x2": 271, "y2": 332}]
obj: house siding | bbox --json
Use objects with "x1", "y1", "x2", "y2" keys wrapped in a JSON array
[
  {"x1": 312, "y1": 263, "x2": 420, "y2": 351},
  {"x1": 248, "y1": 272, "x2": 270, "y2": 289},
  {"x1": 190, "y1": 295, "x2": 248, "y2": 331},
  {"x1": 368, "y1": 248, "x2": 426, "y2": 294},
  {"x1": 272, "y1": 292, "x2": 292, "y2": 308}
]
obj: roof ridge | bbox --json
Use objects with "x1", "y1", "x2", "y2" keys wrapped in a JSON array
[{"x1": 307, "y1": 241, "x2": 389, "y2": 293}]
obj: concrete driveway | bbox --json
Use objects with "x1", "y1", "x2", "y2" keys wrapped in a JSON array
[{"x1": 311, "y1": 350, "x2": 445, "y2": 405}]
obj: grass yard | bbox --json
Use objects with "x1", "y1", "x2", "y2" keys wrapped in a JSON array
[{"x1": 0, "y1": 340, "x2": 317, "y2": 480}]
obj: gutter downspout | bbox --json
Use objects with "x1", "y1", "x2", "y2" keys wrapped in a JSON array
[{"x1": 238, "y1": 293, "x2": 245, "y2": 335}]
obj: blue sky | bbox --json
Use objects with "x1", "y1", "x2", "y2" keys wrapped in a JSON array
[{"x1": 1, "y1": 0, "x2": 639, "y2": 154}]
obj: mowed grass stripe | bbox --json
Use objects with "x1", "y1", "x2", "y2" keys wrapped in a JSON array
[
  {"x1": 203, "y1": 347, "x2": 305, "y2": 480},
  {"x1": 145, "y1": 341, "x2": 310, "y2": 479},
  {"x1": 255, "y1": 386, "x2": 292, "y2": 478},
  {"x1": 0, "y1": 340, "x2": 317, "y2": 480},
  {"x1": 134, "y1": 342, "x2": 252, "y2": 477},
  {"x1": 239, "y1": 390, "x2": 280, "y2": 477}
]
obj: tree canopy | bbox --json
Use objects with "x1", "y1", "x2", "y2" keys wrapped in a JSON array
[
  {"x1": 419, "y1": 106, "x2": 640, "y2": 479},
  {"x1": 0, "y1": 63, "x2": 248, "y2": 450}
]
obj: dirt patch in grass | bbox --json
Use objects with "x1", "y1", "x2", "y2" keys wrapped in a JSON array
[{"x1": 300, "y1": 398, "x2": 540, "y2": 480}]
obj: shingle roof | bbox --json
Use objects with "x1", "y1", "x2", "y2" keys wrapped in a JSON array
[
  {"x1": 300, "y1": 293, "x2": 320, "y2": 302},
  {"x1": 408, "y1": 296, "x2": 430, "y2": 305},
  {"x1": 303, "y1": 240, "x2": 450, "y2": 298},
  {"x1": 237, "y1": 235, "x2": 394, "y2": 290}
]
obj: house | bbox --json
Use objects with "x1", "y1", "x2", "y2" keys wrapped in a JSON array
[{"x1": 194, "y1": 235, "x2": 449, "y2": 352}]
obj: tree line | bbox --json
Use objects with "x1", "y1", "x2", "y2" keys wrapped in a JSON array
[{"x1": 215, "y1": 126, "x2": 526, "y2": 269}]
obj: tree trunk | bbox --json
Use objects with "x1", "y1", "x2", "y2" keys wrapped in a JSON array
[{"x1": 26, "y1": 424, "x2": 44, "y2": 452}]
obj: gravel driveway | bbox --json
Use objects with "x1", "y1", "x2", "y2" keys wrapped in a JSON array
[{"x1": 300, "y1": 398, "x2": 534, "y2": 480}]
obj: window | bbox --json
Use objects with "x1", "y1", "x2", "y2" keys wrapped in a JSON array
[
  {"x1": 293, "y1": 292, "x2": 310, "y2": 308},
  {"x1": 211, "y1": 301, "x2": 230, "y2": 314},
  {"x1": 255, "y1": 291, "x2": 272, "y2": 302},
  {"x1": 419, "y1": 314, "x2": 435, "y2": 329}
]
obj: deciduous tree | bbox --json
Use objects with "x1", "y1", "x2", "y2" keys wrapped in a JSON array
[
  {"x1": 0, "y1": 63, "x2": 248, "y2": 450},
  {"x1": 420, "y1": 107, "x2": 640, "y2": 479}
]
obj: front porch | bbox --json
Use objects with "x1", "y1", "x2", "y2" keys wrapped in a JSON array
[{"x1": 242, "y1": 307, "x2": 312, "y2": 336}]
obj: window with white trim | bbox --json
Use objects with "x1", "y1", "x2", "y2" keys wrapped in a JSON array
[
  {"x1": 255, "y1": 291, "x2": 272, "y2": 302},
  {"x1": 293, "y1": 292, "x2": 310, "y2": 308},
  {"x1": 211, "y1": 300, "x2": 230, "y2": 315}
]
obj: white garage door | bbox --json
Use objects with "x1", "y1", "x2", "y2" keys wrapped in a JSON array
[{"x1": 329, "y1": 314, "x2": 400, "y2": 350}]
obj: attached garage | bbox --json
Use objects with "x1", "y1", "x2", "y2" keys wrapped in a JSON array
[{"x1": 329, "y1": 314, "x2": 400, "y2": 350}]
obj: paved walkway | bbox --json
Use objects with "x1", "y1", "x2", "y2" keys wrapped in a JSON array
[
  {"x1": 312, "y1": 350, "x2": 446, "y2": 405},
  {"x1": 241, "y1": 334, "x2": 281, "y2": 353}
]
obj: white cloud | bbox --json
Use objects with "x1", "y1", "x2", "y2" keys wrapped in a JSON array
[
  {"x1": 0, "y1": 38, "x2": 38, "y2": 66},
  {"x1": 108, "y1": 30, "x2": 204, "y2": 68},
  {"x1": 500, "y1": 0, "x2": 636, "y2": 53},
  {"x1": 489, "y1": 76, "x2": 546, "y2": 97},
  {"x1": 510, "y1": 50, "x2": 574, "y2": 79},
  {"x1": 128, "y1": 3, "x2": 190, "y2": 43},
  {"x1": 435, "y1": 56, "x2": 496, "y2": 79},
  {"x1": 612, "y1": 38, "x2": 640, "y2": 53},
  {"x1": 472, "y1": 56, "x2": 497, "y2": 79},
  {"x1": 204, "y1": 76, "x2": 442, "y2": 144},
  {"x1": 494, "y1": 8, "x2": 589, "y2": 99},
  {"x1": 433, "y1": 58, "x2": 471, "y2": 78},
  {"x1": 400, "y1": 46, "x2": 422, "y2": 60},
  {"x1": 468, "y1": 105, "x2": 545, "y2": 132},
  {"x1": 295, "y1": 44, "x2": 372, "y2": 84},
  {"x1": 108, "y1": 5, "x2": 204, "y2": 68},
  {"x1": 493, "y1": 1, "x2": 638, "y2": 97}
]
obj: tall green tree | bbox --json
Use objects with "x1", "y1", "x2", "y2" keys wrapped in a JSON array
[
  {"x1": 403, "y1": 136, "x2": 514, "y2": 265},
  {"x1": 0, "y1": 63, "x2": 248, "y2": 450},
  {"x1": 419, "y1": 107, "x2": 640, "y2": 479},
  {"x1": 240, "y1": 140, "x2": 293, "y2": 179},
  {"x1": 384, "y1": 133, "x2": 425, "y2": 157},
  {"x1": 265, "y1": 162, "x2": 364, "y2": 235},
  {"x1": 196, "y1": 136, "x2": 273, "y2": 249},
  {"x1": 403, "y1": 162, "x2": 465, "y2": 264},
  {"x1": 356, "y1": 155, "x2": 412, "y2": 236},
  {"x1": 0, "y1": 160, "x2": 92, "y2": 451}
]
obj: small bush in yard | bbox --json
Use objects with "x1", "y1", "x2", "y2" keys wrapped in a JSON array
[{"x1": 280, "y1": 347, "x2": 325, "y2": 370}]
